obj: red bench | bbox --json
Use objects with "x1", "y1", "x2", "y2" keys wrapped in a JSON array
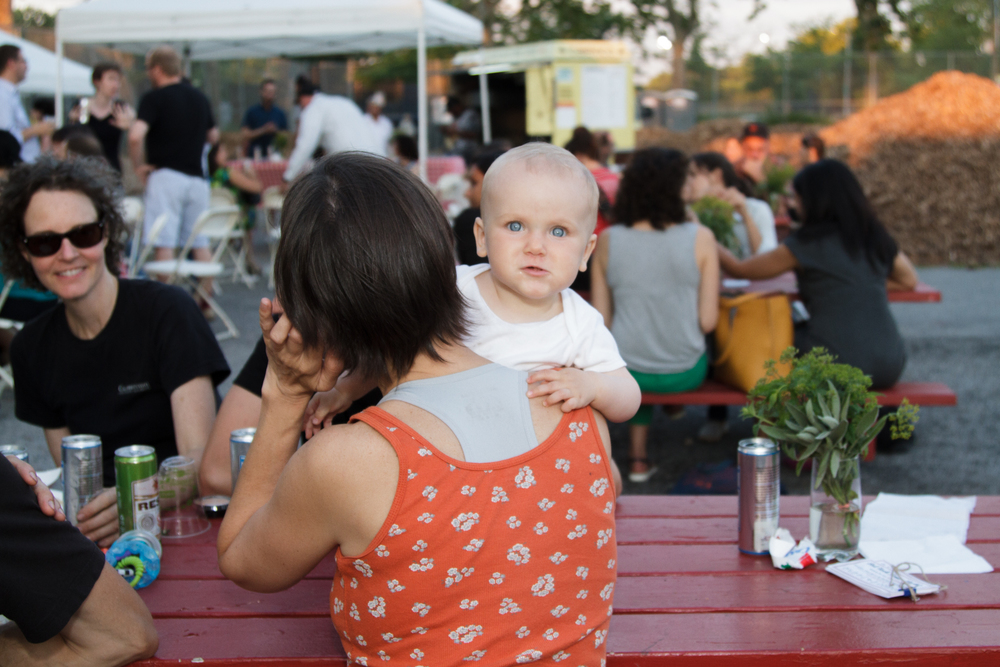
[{"x1": 640, "y1": 379, "x2": 957, "y2": 407}]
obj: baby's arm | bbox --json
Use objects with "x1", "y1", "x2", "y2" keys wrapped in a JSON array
[
  {"x1": 527, "y1": 366, "x2": 640, "y2": 423},
  {"x1": 302, "y1": 372, "x2": 379, "y2": 438}
]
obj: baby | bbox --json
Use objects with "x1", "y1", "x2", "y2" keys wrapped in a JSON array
[{"x1": 304, "y1": 143, "x2": 640, "y2": 433}]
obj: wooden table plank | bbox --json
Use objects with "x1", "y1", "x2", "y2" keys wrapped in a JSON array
[{"x1": 615, "y1": 495, "x2": 1000, "y2": 518}]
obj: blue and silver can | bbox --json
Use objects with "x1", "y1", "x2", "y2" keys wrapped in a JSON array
[
  {"x1": 230, "y1": 427, "x2": 256, "y2": 490},
  {"x1": 62, "y1": 435, "x2": 103, "y2": 527},
  {"x1": 737, "y1": 437, "x2": 780, "y2": 555},
  {"x1": 0, "y1": 444, "x2": 29, "y2": 462}
]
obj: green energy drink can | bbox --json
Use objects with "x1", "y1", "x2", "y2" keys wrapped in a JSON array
[
  {"x1": 115, "y1": 445, "x2": 160, "y2": 535},
  {"x1": 62, "y1": 435, "x2": 103, "y2": 527}
]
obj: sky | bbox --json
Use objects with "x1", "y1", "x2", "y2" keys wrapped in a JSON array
[{"x1": 15, "y1": 0, "x2": 857, "y2": 72}]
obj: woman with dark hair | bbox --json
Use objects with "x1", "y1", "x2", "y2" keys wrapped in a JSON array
[
  {"x1": 686, "y1": 151, "x2": 777, "y2": 257},
  {"x1": 565, "y1": 126, "x2": 618, "y2": 236},
  {"x1": 718, "y1": 159, "x2": 918, "y2": 387},
  {"x1": 2, "y1": 156, "x2": 229, "y2": 546},
  {"x1": 390, "y1": 134, "x2": 420, "y2": 175},
  {"x1": 590, "y1": 148, "x2": 720, "y2": 482},
  {"x1": 218, "y1": 153, "x2": 621, "y2": 666}
]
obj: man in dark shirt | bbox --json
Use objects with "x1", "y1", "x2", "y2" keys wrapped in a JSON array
[
  {"x1": 128, "y1": 46, "x2": 219, "y2": 291},
  {"x1": 241, "y1": 79, "x2": 287, "y2": 159},
  {"x1": 0, "y1": 455, "x2": 158, "y2": 665}
]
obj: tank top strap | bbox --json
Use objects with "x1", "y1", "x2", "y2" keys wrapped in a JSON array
[{"x1": 350, "y1": 406, "x2": 441, "y2": 470}]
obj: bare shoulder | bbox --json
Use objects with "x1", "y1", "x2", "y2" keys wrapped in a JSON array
[{"x1": 295, "y1": 420, "x2": 400, "y2": 500}]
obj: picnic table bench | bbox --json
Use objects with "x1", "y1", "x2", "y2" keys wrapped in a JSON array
[{"x1": 130, "y1": 495, "x2": 1000, "y2": 665}]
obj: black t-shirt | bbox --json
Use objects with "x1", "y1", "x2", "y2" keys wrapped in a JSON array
[
  {"x1": 86, "y1": 113, "x2": 123, "y2": 172},
  {"x1": 11, "y1": 280, "x2": 231, "y2": 486},
  {"x1": 137, "y1": 82, "x2": 215, "y2": 177},
  {"x1": 453, "y1": 207, "x2": 487, "y2": 267},
  {"x1": 0, "y1": 456, "x2": 106, "y2": 643},
  {"x1": 234, "y1": 336, "x2": 381, "y2": 422}
]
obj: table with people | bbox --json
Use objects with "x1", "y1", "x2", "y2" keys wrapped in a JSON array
[{"x1": 0, "y1": 38, "x2": 962, "y2": 665}]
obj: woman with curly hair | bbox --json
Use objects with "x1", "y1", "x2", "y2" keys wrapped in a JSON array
[
  {"x1": 590, "y1": 148, "x2": 720, "y2": 483},
  {"x1": 2, "y1": 156, "x2": 229, "y2": 546}
]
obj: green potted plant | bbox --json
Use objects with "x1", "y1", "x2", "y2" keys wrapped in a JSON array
[
  {"x1": 742, "y1": 347, "x2": 919, "y2": 561},
  {"x1": 691, "y1": 196, "x2": 742, "y2": 257}
]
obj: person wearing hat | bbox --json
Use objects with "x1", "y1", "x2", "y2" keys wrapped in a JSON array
[
  {"x1": 734, "y1": 122, "x2": 770, "y2": 188},
  {"x1": 364, "y1": 91, "x2": 394, "y2": 157},
  {"x1": 241, "y1": 79, "x2": 288, "y2": 159}
]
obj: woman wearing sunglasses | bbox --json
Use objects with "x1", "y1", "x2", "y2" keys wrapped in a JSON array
[{"x1": 0, "y1": 157, "x2": 230, "y2": 547}]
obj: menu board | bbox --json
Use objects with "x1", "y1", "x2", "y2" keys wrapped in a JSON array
[{"x1": 580, "y1": 64, "x2": 628, "y2": 129}]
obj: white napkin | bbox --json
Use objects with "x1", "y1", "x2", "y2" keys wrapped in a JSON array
[
  {"x1": 37, "y1": 468, "x2": 61, "y2": 486},
  {"x1": 860, "y1": 492, "x2": 977, "y2": 543},
  {"x1": 859, "y1": 534, "x2": 993, "y2": 574}
]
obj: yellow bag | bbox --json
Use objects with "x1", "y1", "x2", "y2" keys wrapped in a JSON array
[{"x1": 713, "y1": 292, "x2": 793, "y2": 392}]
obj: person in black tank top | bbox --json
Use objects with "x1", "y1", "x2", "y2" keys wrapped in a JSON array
[{"x1": 76, "y1": 62, "x2": 134, "y2": 171}]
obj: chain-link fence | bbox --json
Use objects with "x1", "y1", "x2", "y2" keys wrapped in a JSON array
[{"x1": 686, "y1": 50, "x2": 996, "y2": 121}]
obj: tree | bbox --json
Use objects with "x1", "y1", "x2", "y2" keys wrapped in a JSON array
[
  {"x1": 635, "y1": 1, "x2": 765, "y2": 90},
  {"x1": 445, "y1": 0, "x2": 509, "y2": 45},
  {"x1": 505, "y1": 0, "x2": 629, "y2": 43},
  {"x1": 13, "y1": 8, "x2": 55, "y2": 29},
  {"x1": 905, "y1": 0, "x2": 992, "y2": 51},
  {"x1": 853, "y1": 0, "x2": 908, "y2": 52}
]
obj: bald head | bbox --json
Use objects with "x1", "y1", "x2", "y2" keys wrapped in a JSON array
[{"x1": 481, "y1": 142, "x2": 599, "y2": 232}]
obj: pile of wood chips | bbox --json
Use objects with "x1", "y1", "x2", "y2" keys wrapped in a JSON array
[{"x1": 633, "y1": 71, "x2": 1000, "y2": 264}]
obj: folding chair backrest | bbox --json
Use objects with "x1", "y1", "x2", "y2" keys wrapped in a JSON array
[
  {"x1": 0, "y1": 278, "x2": 14, "y2": 312},
  {"x1": 174, "y1": 205, "x2": 241, "y2": 266},
  {"x1": 210, "y1": 188, "x2": 237, "y2": 208},
  {"x1": 121, "y1": 196, "x2": 144, "y2": 224},
  {"x1": 129, "y1": 213, "x2": 170, "y2": 278},
  {"x1": 262, "y1": 187, "x2": 284, "y2": 212}
]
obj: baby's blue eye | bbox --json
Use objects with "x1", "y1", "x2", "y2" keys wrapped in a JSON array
[
  {"x1": 551, "y1": 227, "x2": 567, "y2": 237},
  {"x1": 507, "y1": 221, "x2": 523, "y2": 232}
]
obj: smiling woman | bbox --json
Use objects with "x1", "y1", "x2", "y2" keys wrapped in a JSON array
[{"x1": 0, "y1": 157, "x2": 230, "y2": 547}]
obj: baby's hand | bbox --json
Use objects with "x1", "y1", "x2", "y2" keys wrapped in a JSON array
[
  {"x1": 526, "y1": 367, "x2": 599, "y2": 413},
  {"x1": 302, "y1": 387, "x2": 353, "y2": 439}
]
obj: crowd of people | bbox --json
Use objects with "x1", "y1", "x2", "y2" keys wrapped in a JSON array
[{"x1": 1, "y1": 40, "x2": 919, "y2": 665}]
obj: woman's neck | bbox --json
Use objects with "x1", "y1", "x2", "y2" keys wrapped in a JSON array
[
  {"x1": 89, "y1": 92, "x2": 114, "y2": 115},
  {"x1": 379, "y1": 343, "x2": 488, "y2": 395},
  {"x1": 64, "y1": 272, "x2": 119, "y2": 340}
]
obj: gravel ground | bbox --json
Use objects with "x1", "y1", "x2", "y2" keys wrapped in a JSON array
[{"x1": 4, "y1": 261, "x2": 997, "y2": 498}]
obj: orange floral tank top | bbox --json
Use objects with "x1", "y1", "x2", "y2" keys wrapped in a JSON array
[{"x1": 333, "y1": 406, "x2": 617, "y2": 666}]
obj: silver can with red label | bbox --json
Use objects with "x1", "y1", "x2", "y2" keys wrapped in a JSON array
[{"x1": 738, "y1": 437, "x2": 780, "y2": 555}]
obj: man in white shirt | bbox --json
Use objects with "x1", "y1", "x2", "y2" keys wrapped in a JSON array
[
  {"x1": 282, "y1": 81, "x2": 380, "y2": 183},
  {"x1": 0, "y1": 45, "x2": 53, "y2": 163},
  {"x1": 363, "y1": 91, "x2": 394, "y2": 157}
]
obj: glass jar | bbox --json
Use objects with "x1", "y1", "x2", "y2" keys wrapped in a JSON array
[{"x1": 809, "y1": 454, "x2": 862, "y2": 562}]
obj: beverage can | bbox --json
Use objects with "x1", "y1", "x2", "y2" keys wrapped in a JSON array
[
  {"x1": 230, "y1": 428, "x2": 255, "y2": 490},
  {"x1": 737, "y1": 437, "x2": 780, "y2": 555},
  {"x1": 0, "y1": 444, "x2": 29, "y2": 463},
  {"x1": 62, "y1": 435, "x2": 103, "y2": 527},
  {"x1": 115, "y1": 445, "x2": 160, "y2": 535}
]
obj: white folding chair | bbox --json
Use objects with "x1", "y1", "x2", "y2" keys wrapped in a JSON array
[
  {"x1": 127, "y1": 213, "x2": 170, "y2": 279},
  {"x1": 121, "y1": 196, "x2": 145, "y2": 277},
  {"x1": 0, "y1": 279, "x2": 20, "y2": 397},
  {"x1": 262, "y1": 186, "x2": 284, "y2": 289},
  {"x1": 142, "y1": 206, "x2": 241, "y2": 340},
  {"x1": 209, "y1": 187, "x2": 256, "y2": 287}
]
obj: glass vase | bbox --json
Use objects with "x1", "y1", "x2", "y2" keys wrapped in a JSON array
[{"x1": 809, "y1": 454, "x2": 862, "y2": 562}]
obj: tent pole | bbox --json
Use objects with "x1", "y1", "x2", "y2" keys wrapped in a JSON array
[
  {"x1": 55, "y1": 20, "x2": 64, "y2": 128},
  {"x1": 417, "y1": 0, "x2": 428, "y2": 183},
  {"x1": 478, "y1": 61, "x2": 491, "y2": 144}
]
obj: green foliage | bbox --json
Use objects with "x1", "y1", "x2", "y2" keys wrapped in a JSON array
[
  {"x1": 13, "y1": 8, "x2": 55, "y2": 29},
  {"x1": 743, "y1": 347, "x2": 920, "y2": 506},
  {"x1": 906, "y1": 0, "x2": 992, "y2": 51},
  {"x1": 691, "y1": 196, "x2": 741, "y2": 256},
  {"x1": 755, "y1": 163, "x2": 796, "y2": 208},
  {"x1": 506, "y1": 0, "x2": 629, "y2": 43}
]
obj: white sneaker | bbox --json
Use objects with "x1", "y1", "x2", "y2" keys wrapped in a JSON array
[{"x1": 697, "y1": 420, "x2": 729, "y2": 443}]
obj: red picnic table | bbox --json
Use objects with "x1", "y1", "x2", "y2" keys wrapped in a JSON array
[
  {"x1": 740, "y1": 272, "x2": 942, "y2": 303},
  {"x1": 131, "y1": 495, "x2": 1000, "y2": 665}
]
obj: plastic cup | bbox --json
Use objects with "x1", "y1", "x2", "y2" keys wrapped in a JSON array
[{"x1": 158, "y1": 456, "x2": 210, "y2": 538}]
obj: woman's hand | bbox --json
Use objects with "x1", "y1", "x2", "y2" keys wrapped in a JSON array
[
  {"x1": 76, "y1": 487, "x2": 120, "y2": 548},
  {"x1": 717, "y1": 186, "x2": 748, "y2": 211},
  {"x1": 6, "y1": 455, "x2": 65, "y2": 521},
  {"x1": 259, "y1": 298, "x2": 343, "y2": 405}
]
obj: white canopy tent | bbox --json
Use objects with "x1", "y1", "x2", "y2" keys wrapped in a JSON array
[
  {"x1": 55, "y1": 0, "x2": 483, "y2": 180},
  {"x1": 0, "y1": 33, "x2": 93, "y2": 97}
]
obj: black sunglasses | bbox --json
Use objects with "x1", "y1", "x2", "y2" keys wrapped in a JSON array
[{"x1": 22, "y1": 221, "x2": 105, "y2": 258}]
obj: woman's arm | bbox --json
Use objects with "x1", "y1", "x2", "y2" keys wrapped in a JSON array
[
  {"x1": 43, "y1": 427, "x2": 71, "y2": 465},
  {"x1": 718, "y1": 187, "x2": 763, "y2": 255},
  {"x1": 887, "y1": 251, "x2": 919, "y2": 291},
  {"x1": 227, "y1": 167, "x2": 263, "y2": 195},
  {"x1": 695, "y1": 226, "x2": 720, "y2": 334},
  {"x1": 199, "y1": 385, "x2": 262, "y2": 496},
  {"x1": 718, "y1": 243, "x2": 798, "y2": 280},
  {"x1": 170, "y1": 376, "x2": 217, "y2": 469},
  {"x1": 589, "y1": 231, "x2": 614, "y2": 329}
]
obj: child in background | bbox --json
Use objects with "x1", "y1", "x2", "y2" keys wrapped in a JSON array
[{"x1": 303, "y1": 142, "x2": 640, "y2": 434}]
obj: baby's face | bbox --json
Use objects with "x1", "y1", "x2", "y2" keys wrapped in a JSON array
[{"x1": 475, "y1": 167, "x2": 597, "y2": 303}]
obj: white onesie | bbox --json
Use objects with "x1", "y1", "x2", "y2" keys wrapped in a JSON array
[{"x1": 457, "y1": 264, "x2": 626, "y2": 373}]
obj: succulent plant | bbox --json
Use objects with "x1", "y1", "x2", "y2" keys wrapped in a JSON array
[{"x1": 743, "y1": 347, "x2": 919, "y2": 510}]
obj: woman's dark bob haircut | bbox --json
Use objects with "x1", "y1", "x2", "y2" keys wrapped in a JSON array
[
  {"x1": 0, "y1": 156, "x2": 125, "y2": 292},
  {"x1": 274, "y1": 152, "x2": 469, "y2": 386},
  {"x1": 792, "y1": 158, "x2": 898, "y2": 269},
  {"x1": 613, "y1": 147, "x2": 688, "y2": 230},
  {"x1": 690, "y1": 151, "x2": 753, "y2": 197}
]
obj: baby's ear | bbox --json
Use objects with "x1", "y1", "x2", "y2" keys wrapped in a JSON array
[
  {"x1": 473, "y1": 217, "x2": 488, "y2": 258},
  {"x1": 579, "y1": 233, "x2": 598, "y2": 271}
]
